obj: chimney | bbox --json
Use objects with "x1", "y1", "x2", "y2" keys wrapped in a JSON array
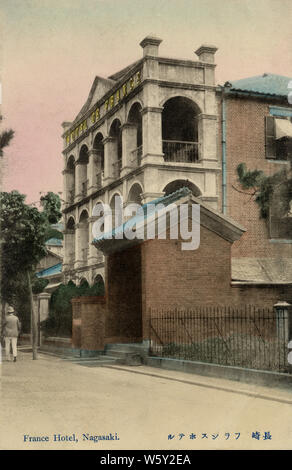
[
  {"x1": 195, "y1": 44, "x2": 218, "y2": 63},
  {"x1": 140, "y1": 35, "x2": 163, "y2": 57}
]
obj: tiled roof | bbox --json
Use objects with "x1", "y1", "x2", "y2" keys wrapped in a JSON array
[
  {"x1": 226, "y1": 73, "x2": 292, "y2": 97},
  {"x1": 93, "y1": 187, "x2": 245, "y2": 255},
  {"x1": 46, "y1": 237, "x2": 63, "y2": 246},
  {"x1": 36, "y1": 263, "x2": 62, "y2": 278},
  {"x1": 93, "y1": 187, "x2": 192, "y2": 243}
]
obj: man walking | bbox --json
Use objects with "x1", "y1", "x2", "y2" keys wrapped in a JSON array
[{"x1": 3, "y1": 306, "x2": 21, "y2": 362}]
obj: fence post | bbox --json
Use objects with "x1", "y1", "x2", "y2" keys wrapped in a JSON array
[{"x1": 274, "y1": 301, "x2": 292, "y2": 373}]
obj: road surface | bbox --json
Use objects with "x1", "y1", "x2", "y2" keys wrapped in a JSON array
[{"x1": 1, "y1": 347, "x2": 292, "y2": 450}]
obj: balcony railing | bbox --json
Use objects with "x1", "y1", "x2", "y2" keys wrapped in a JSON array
[
  {"x1": 163, "y1": 140, "x2": 199, "y2": 163},
  {"x1": 130, "y1": 145, "x2": 143, "y2": 167},
  {"x1": 112, "y1": 159, "x2": 122, "y2": 179}
]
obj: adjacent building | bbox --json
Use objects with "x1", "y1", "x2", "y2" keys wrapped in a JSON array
[
  {"x1": 216, "y1": 74, "x2": 292, "y2": 284},
  {"x1": 35, "y1": 223, "x2": 64, "y2": 292}
]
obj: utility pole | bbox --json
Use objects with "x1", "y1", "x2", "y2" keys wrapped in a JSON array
[{"x1": 27, "y1": 272, "x2": 38, "y2": 360}]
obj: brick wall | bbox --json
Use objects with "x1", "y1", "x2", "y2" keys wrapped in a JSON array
[
  {"x1": 140, "y1": 227, "x2": 292, "y2": 340},
  {"x1": 71, "y1": 296, "x2": 106, "y2": 352},
  {"x1": 218, "y1": 94, "x2": 292, "y2": 259}
]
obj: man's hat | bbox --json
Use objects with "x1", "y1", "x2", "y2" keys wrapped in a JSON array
[{"x1": 7, "y1": 306, "x2": 14, "y2": 313}]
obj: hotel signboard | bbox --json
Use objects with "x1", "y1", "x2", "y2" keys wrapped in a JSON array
[{"x1": 65, "y1": 70, "x2": 142, "y2": 147}]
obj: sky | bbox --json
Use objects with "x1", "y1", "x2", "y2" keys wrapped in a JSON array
[{"x1": 1, "y1": 0, "x2": 291, "y2": 204}]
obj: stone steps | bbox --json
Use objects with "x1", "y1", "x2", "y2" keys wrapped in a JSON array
[
  {"x1": 38, "y1": 342, "x2": 148, "y2": 367},
  {"x1": 104, "y1": 343, "x2": 148, "y2": 365}
]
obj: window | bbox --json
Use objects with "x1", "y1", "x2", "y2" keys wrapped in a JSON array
[
  {"x1": 265, "y1": 116, "x2": 292, "y2": 161},
  {"x1": 269, "y1": 179, "x2": 292, "y2": 240}
]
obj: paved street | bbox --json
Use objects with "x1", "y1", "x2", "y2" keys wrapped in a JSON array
[{"x1": 1, "y1": 347, "x2": 292, "y2": 450}]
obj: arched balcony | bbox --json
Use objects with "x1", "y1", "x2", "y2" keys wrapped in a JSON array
[
  {"x1": 64, "y1": 217, "x2": 75, "y2": 269},
  {"x1": 93, "y1": 274, "x2": 105, "y2": 294},
  {"x1": 127, "y1": 182, "x2": 143, "y2": 205},
  {"x1": 110, "y1": 193, "x2": 123, "y2": 229},
  {"x1": 127, "y1": 103, "x2": 143, "y2": 168},
  {"x1": 109, "y1": 119, "x2": 122, "y2": 179},
  {"x1": 162, "y1": 97, "x2": 200, "y2": 163},
  {"x1": 75, "y1": 145, "x2": 89, "y2": 199},
  {"x1": 163, "y1": 179, "x2": 201, "y2": 197},
  {"x1": 65, "y1": 156, "x2": 75, "y2": 205},
  {"x1": 77, "y1": 210, "x2": 89, "y2": 267},
  {"x1": 92, "y1": 133, "x2": 104, "y2": 190}
]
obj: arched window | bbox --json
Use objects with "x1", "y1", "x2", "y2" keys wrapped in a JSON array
[
  {"x1": 93, "y1": 133, "x2": 104, "y2": 189},
  {"x1": 78, "y1": 145, "x2": 89, "y2": 197},
  {"x1": 163, "y1": 180, "x2": 201, "y2": 197},
  {"x1": 93, "y1": 274, "x2": 105, "y2": 295},
  {"x1": 128, "y1": 183, "x2": 143, "y2": 205},
  {"x1": 109, "y1": 193, "x2": 123, "y2": 229},
  {"x1": 78, "y1": 210, "x2": 89, "y2": 266},
  {"x1": 65, "y1": 217, "x2": 75, "y2": 269},
  {"x1": 128, "y1": 103, "x2": 143, "y2": 166},
  {"x1": 66, "y1": 156, "x2": 75, "y2": 204},
  {"x1": 162, "y1": 97, "x2": 200, "y2": 163}
]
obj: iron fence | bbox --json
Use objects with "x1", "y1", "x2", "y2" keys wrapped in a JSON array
[
  {"x1": 149, "y1": 306, "x2": 291, "y2": 373},
  {"x1": 162, "y1": 140, "x2": 199, "y2": 163}
]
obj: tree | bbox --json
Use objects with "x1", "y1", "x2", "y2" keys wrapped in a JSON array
[
  {"x1": 40, "y1": 191, "x2": 62, "y2": 225},
  {"x1": 41, "y1": 280, "x2": 105, "y2": 337},
  {"x1": 0, "y1": 129, "x2": 15, "y2": 157},
  {"x1": 0, "y1": 128, "x2": 15, "y2": 324},
  {"x1": 236, "y1": 163, "x2": 292, "y2": 219},
  {"x1": 0, "y1": 190, "x2": 62, "y2": 359}
]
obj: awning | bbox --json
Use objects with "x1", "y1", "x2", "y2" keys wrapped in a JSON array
[
  {"x1": 44, "y1": 282, "x2": 62, "y2": 292},
  {"x1": 232, "y1": 257, "x2": 292, "y2": 284},
  {"x1": 275, "y1": 118, "x2": 292, "y2": 139}
]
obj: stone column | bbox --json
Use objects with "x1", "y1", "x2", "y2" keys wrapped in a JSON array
[
  {"x1": 88, "y1": 149, "x2": 102, "y2": 195},
  {"x1": 63, "y1": 229, "x2": 75, "y2": 270},
  {"x1": 103, "y1": 137, "x2": 117, "y2": 184},
  {"x1": 62, "y1": 168, "x2": 69, "y2": 207},
  {"x1": 121, "y1": 123, "x2": 138, "y2": 176},
  {"x1": 38, "y1": 292, "x2": 51, "y2": 346},
  {"x1": 141, "y1": 106, "x2": 164, "y2": 164},
  {"x1": 195, "y1": 44, "x2": 218, "y2": 64},
  {"x1": 74, "y1": 223, "x2": 83, "y2": 269},
  {"x1": 197, "y1": 114, "x2": 218, "y2": 164},
  {"x1": 139, "y1": 36, "x2": 164, "y2": 166},
  {"x1": 140, "y1": 35, "x2": 162, "y2": 57},
  {"x1": 88, "y1": 216, "x2": 103, "y2": 265},
  {"x1": 74, "y1": 161, "x2": 85, "y2": 201}
]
